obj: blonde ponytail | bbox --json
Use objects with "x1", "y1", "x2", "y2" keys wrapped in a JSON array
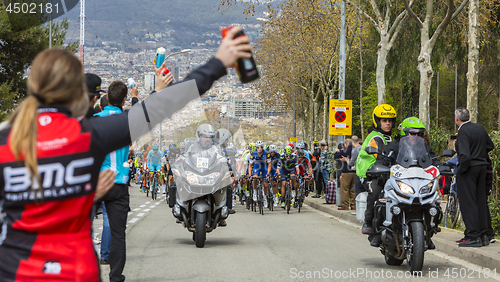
[{"x1": 7, "y1": 48, "x2": 86, "y2": 201}]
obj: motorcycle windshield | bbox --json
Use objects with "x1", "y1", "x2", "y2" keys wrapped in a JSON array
[
  {"x1": 173, "y1": 138, "x2": 231, "y2": 202},
  {"x1": 396, "y1": 136, "x2": 432, "y2": 168}
]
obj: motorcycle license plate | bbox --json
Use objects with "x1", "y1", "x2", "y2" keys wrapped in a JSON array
[{"x1": 197, "y1": 157, "x2": 209, "y2": 168}]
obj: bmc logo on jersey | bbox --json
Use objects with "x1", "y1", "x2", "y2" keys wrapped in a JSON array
[{"x1": 3, "y1": 157, "x2": 94, "y2": 192}]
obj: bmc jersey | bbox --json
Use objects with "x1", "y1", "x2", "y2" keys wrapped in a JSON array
[
  {"x1": 296, "y1": 157, "x2": 311, "y2": 175},
  {"x1": 0, "y1": 106, "x2": 133, "y2": 281}
]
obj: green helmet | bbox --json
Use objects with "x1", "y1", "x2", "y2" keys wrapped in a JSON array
[
  {"x1": 248, "y1": 142, "x2": 256, "y2": 151},
  {"x1": 400, "y1": 117, "x2": 426, "y2": 137}
]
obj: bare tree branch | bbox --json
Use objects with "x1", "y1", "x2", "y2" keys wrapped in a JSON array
[
  {"x1": 345, "y1": 0, "x2": 380, "y2": 32},
  {"x1": 429, "y1": 0, "x2": 469, "y2": 50},
  {"x1": 369, "y1": 0, "x2": 383, "y2": 23},
  {"x1": 403, "y1": 0, "x2": 423, "y2": 28}
]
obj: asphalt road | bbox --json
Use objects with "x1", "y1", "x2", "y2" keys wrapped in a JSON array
[{"x1": 93, "y1": 184, "x2": 500, "y2": 282}]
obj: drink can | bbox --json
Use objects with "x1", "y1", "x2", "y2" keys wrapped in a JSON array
[
  {"x1": 127, "y1": 78, "x2": 136, "y2": 89},
  {"x1": 155, "y1": 47, "x2": 166, "y2": 68}
]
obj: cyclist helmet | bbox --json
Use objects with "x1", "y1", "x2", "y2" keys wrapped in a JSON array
[
  {"x1": 313, "y1": 140, "x2": 319, "y2": 147},
  {"x1": 372, "y1": 104, "x2": 397, "y2": 134},
  {"x1": 296, "y1": 142, "x2": 305, "y2": 149},
  {"x1": 169, "y1": 143, "x2": 177, "y2": 148},
  {"x1": 400, "y1": 117, "x2": 426, "y2": 137},
  {"x1": 215, "y1": 128, "x2": 231, "y2": 147},
  {"x1": 296, "y1": 149, "x2": 305, "y2": 157},
  {"x1": 196, "y1": 124, "x2": 215, "y2": 140},
  {"x1": 152, "y1": 144, "x2": 159, "y2": 150},
  {"x1": 255, "y1": 140, "x2": 264, "y2": 148},
  {"x1": 284, "y1": 146, "x2": 293, "y2": 157},
  {"x1": 288, "y1": 143, "x2": 294, "y2": 150},
  {"x1": 269, "y1": 144, "x2": 277, "y2": 152},
  {"x1": 248, "y1": 142, "x2": 256, "y2": 151}
]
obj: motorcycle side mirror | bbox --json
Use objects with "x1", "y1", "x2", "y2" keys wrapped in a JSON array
[
  {"x1": 366, "y1": 163, "x2": 390, "y2": 175},
  {"x1": 365, "y1": 146, "x2": 381, "y2": 155},
  {"x1": 441, "y1": 149, "x2": 456, "y2": 158},
  {"x1": 438, "y1": 165, "x2": 454, "y2": 176}
]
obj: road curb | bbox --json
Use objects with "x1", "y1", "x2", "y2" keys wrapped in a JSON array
[{"x1": 304, "y1": 197, "x2": 500, "y2": 270}]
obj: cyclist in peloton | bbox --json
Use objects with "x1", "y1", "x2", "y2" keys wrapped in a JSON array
[
  {"x1": 296, "y1": 149, "x2": 313, "y2": 207},
  {"x1": 277, "y1": 146, "x2": 298, "y2": 208},
  {"x1": 146, "y1": 144, "x2": 163, "y2": 193},
  {"x1": 248, "y1": 141, "x2": 271, "y2": 208},
  {"x1": 266, "y1": 144, "x2": 281, "y2": 207},
  {"x1": 240, "y1": 143, "x2": 255, "y2": 200}
]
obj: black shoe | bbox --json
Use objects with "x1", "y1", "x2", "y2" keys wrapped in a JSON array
[
  {"x1": 458, "y1": 238, "x2": 482, "y2": 247},
  {"x1": 219, "y1": 220, "x2": 227, "y2": 227},
  {"x1": 370, "y1": 235, "x2": 382, "y2": 247},
  {"x1": 229, "y1": 209, "x2": 236, "y2": 214},
  {"x1": 482, "y1": 235, "x2": 490, "y2": 246},
  {"x1": 427, "y1": 240, "x2": 436, "y2": 250},
  {"x1": 100, "y1": 259, "x2": 109, "y2": 265},
  {"x1": 361, "y1": 222, "x2": 373, "y2": 235}
]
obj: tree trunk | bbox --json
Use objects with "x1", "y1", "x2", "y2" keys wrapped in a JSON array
[
  {"x1": 376, "y1": 36, "x2": 389, "y2": 105},
  {"x1": 467, "y1": 0, "x2": 479, "y2": 123},
  {"x1": 417, "y1": 40, "x2": 434, "y2": 130}
]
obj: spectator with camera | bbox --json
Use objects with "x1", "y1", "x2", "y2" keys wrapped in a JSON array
[{"x1": 335, "y1": 139, "x2": 356, "y2": 210}]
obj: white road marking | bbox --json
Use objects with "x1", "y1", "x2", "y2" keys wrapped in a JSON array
[
  {"x1": 139, "y1": 205, "x2": 146, "y2": 207},
  {"x1": 128, "y1": 218, "x2": 139, "y2": 224},
  {"x1": 429, "y1": 250, "x2": 500, "y2": 281},
  {"x1": 133, "y1": 208, "x2": 141, "y2": 211},
  {"x1": 98, "y1": 227, "x2": 103, "y2": 230},
  {"x1": 137, "y1": 213, "x2": 145, "y2": 217},
  {"x1": 143, "y1": 209, "x2": 151, "y2": 212},
  {"x1": 127, "y1": 212, "x2": 133, "y2": 216},
  {"x1": 150, "y1": 205, "x2": 156, "y2": 209}
]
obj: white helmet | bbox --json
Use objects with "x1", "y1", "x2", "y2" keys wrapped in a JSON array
[
  {"x1": 269, "y1": 144, "x2": 277, "y2": 152},
  {"x1": 255, "y1": 140, "x2": 264, "y2": 148},
  {"x1": 215, "y1": 128, "x2": 231, "y2": 147}
]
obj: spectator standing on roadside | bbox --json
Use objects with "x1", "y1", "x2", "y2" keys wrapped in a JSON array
[
  {"x1": 319, "y1": 140, "x2": 331, "y2": 197},
  {"x1": 85, "y1": 73, "x2": 106, "y2": 119},
  {"x1": 347, "y1": 136, "x2": 364, "y2": 195},
  {"x1": 311, "y1": 141, "x2": 323, "y2": 197},
  {"x1": 335, "y1": 139, "x2": 356, "y2": 210},
  {"x1": 454, "y1": 107, "x2": 495, "y2": 247}
]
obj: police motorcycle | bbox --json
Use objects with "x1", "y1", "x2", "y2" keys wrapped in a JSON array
[
  {"x1": 365, "y1": 136, "x2": 454, "y2": 272},
  {"x1": 170, "y1": 132, "x2": 232, "y2": 248}
]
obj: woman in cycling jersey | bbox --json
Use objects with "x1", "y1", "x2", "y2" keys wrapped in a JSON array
[{"x1": 0, "y1": 27, "x2": 251, "y2": 282}]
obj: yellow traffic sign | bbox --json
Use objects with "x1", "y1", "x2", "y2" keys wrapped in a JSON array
[
  {"x1": 329, "y1": 99, "x2": 352, "y2": 136},
  {"x1": 290, "y1": 137, "x2": 298, "y2": 142}
]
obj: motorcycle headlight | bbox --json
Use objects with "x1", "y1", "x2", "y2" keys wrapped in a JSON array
[
  {"x1": 185, "y1": 171, "x2": 199, "y2": 184},
  {"x1": 420, "y1": 182, "x2": 433, "y2": 195},
  {"x1": 397, "y1": 181, "x2": 415, "y2": 194},
  {"x1": 199, "y1": 172, "x2": 220, "y2": 185}
]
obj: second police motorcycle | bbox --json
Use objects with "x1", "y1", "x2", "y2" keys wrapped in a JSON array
[{"x1": 365, "y1": 134, "x2": 454, "y2": 272}]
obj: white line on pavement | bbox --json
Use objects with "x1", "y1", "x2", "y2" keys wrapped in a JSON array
[
  {"x1": 149, "y1": 205, "x2": 156, "y2": 209},
  {"x1": 133, "y1": 208, "x2": 141, "y2": 211},
  {"x1": 139, "y1": 205, "x2": 146, "y2": 207},
  {"x1": 98, "y1": 227, "x2": 103, "y2": 230},
  {"x1": 127, "y1": 212, "x2": 133, "y2": 216},
  {"x1": 429, "y1": 250, "x2": 500, "y2": 281},
  {"x1": 143, "y1": 209, "x2": 150, "y2": 212},
  {"x1": 146, "y1": 201, "x2": 151, "y2": 204},
  {"x1": 137, "y1": 213, "x2": 145, "y2": 217},
  {"x1": 128, "y1": 218, "x2": 139, "y2": 224}
]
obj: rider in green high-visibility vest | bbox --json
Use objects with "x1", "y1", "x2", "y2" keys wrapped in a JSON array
[{"x1": 357, "y1": 104, "x2": 397, "y2": 243}]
